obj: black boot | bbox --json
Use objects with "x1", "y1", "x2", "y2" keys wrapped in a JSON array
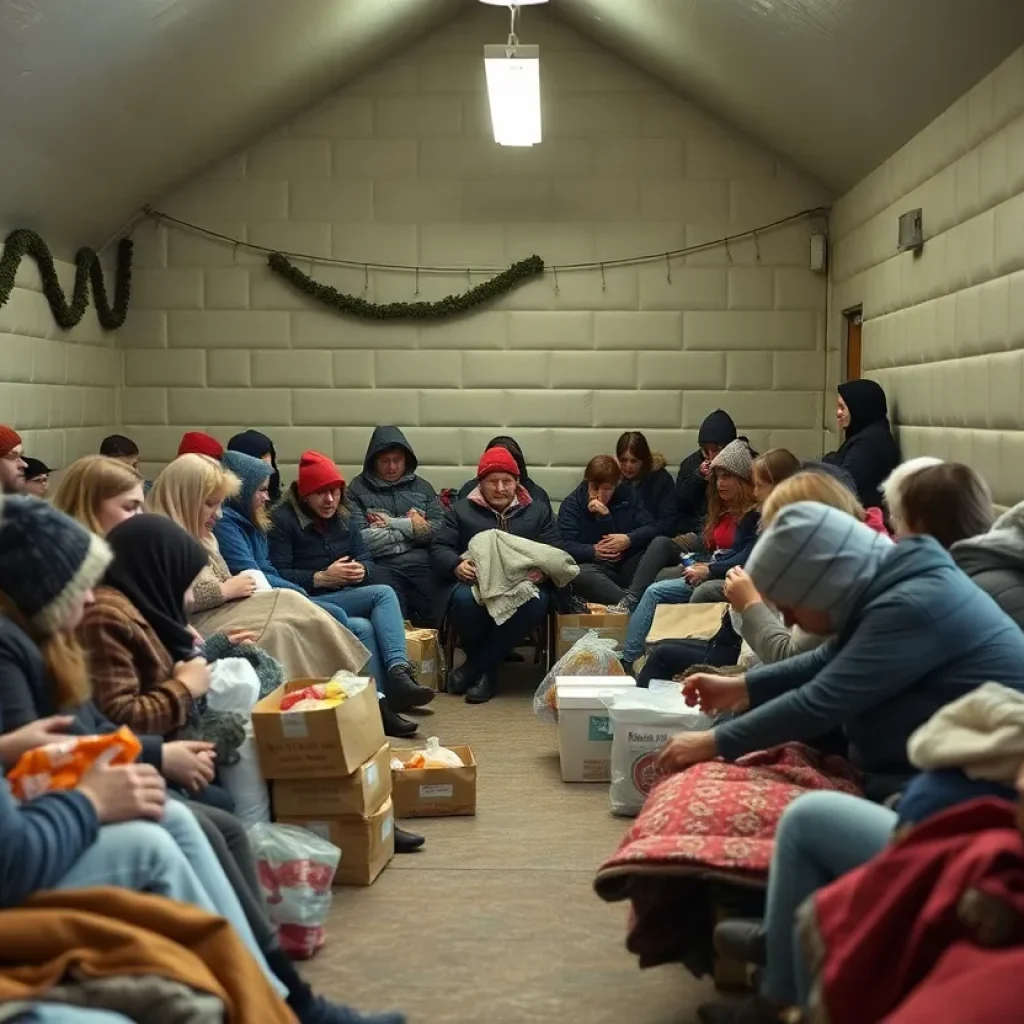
[
  {"x1": 379, "y1": 700, "x2": 418, "y2": 738},
  {"x1": 386, "y1": 664, "x2": 436, "y2": 712},
  {"x1": 714, "y1": 918, "x2": 767, "y2": 967},
  {"x1": 446, "y1": 663, "x2": 479, "y2": 696},
  {"x1": 465, "y1": 674, "x2": 496, "y2": 705},
  {"x1": 395, "y1": 826, "x2": 425, "y2": 853}
]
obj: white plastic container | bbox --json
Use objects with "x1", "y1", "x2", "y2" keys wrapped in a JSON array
[{"x1": 556, "y1": 677, "x2": 637, "y2": 782}]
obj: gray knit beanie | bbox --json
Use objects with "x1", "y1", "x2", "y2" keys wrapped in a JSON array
[
  {"x1": 746, "y1": 500, "x2": 893, "y2": 631},
  {"x1": 710, "y1": 439, "x2": 754, "y2": 481},
  {"x1": 0, "y1": 496, "x2": 112, "y2": 634}
]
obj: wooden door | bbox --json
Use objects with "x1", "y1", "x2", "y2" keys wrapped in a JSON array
[{"x1": 845, "y1": 311, "x2": 862, "y2": 380}]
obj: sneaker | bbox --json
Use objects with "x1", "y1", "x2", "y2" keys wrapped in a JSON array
[{"x1": 607, "y1": 596, "x2": 636, "y2": 615}]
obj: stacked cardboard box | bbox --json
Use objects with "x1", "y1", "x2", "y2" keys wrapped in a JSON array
[
  {"x1": 391, "y1": 744, "x2": 478, "y2": 818},
  {"x1": 403, "y1": 624, "x2": 441, "y2": 691},
  {"x1": 251, "y1": 678, "x2": 395, "y2": 886}
]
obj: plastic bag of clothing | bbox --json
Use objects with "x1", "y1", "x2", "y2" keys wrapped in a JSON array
[
  {"x1": 397, "y1": 736, "x2": 465, "y2": 770},
  {"x1": 219, "y1": 720, "x2": 269, "y2": 826},
  {"x1": 604, "y1": 683, "x2": 713, "y2": 817},
  {"x1": 532, "y1": 630, "x2": 625, "y2": 724},
  {"x1": 249, "y1": 822, "x2": 341, "y2": 959}
]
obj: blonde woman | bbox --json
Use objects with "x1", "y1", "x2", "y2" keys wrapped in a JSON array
[
  {"x1": 52, "y1": 455, "x2": 145, "y2": 535},
  {"x1": 146, "y1": 455, "x2": 373, "y2": 689}
]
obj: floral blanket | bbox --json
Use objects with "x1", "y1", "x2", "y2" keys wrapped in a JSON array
[{"x1": 593, "y1": 742, "x2": 862, "y2": 974}]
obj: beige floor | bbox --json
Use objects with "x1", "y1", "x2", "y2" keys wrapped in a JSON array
[{"x1": 302, "y1": 663, "x2": 715, "y2": 1024}]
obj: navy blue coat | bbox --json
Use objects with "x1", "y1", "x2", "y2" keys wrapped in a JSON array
[{"x1": 557, "y1": 482, "x2": 657, "y2": 563}]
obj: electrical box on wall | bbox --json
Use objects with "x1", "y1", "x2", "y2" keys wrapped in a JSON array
[
  {"x1": 898, "y1": 209, "x2": 924, "y2": 252},
  {"x1": 809, "y1": 233, "x2": 828, "y2": 274}
]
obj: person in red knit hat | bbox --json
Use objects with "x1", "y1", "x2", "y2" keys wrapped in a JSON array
[
  {"x1": 0, "y1": 426, "x2": 27, "y2": 495},
  {"x1": 177, "y1": 431, "x2": 224, "y2": 460},
  {"x1": 430, "y1": 446, "x2": 565, "y2": 704},
  {"x1": 270, "y1": 451, "x2": 434, "y2": 733}
]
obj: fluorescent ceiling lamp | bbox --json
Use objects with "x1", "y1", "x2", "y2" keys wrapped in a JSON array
[{"x1": 484, "y1": 43, "x2": 541, "y2": 146}]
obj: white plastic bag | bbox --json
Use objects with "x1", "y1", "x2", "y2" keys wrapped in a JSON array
[
  {"x1": 206, "y1": 658, "x2": 260, "y2": 715},
  {"x1": 240, "y1": 568, "x2": 273, "y2": 592},
  {"x1": 393, "y1": 736, "x2": 463, "y2": 770},
  {"x1": 604, "y1": 682, "x2": 713, "y2": 817},
  {"x1": 219, "y1": 721, "x2": 269, "y2": 826},
  {"x1": 249, "y1": 821, "x2": 341, "y2": 959},
  {"x1": 532, "y1": 630, "x2": 625, "y2": 723}
]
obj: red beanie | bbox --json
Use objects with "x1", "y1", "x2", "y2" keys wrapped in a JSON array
[
  {"x1": 178, "y1": 431, "x2": 224, "y2": 459},
  {"x1": 477, "y1": 446, "x2": 520, "y2": 481},
  {"x1": 298, "y1": 451, "x2": 344, "y2": 498},
  {"x1": 0, "y1": 426, "x2": 22, "y2": 459}
]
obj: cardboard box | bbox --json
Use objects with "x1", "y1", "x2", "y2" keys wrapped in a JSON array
[
  {"x1": 272, "y1": 743, "x2": 392, "y2": 818},
  {"x1": 404, "y1": 625, "x2": 440, "y2": 690},
  {"x1": 554, "y1": 612, "x2": 629, "y2": 660},
  {"x1": 556, "y1": 679, "x2": 637, "y2": 782},
  {"x1": 279, "y1": 797, "x2": 395, "y2": 887},
  {"x1": 391, "y1": 744, "x2": 477, "y2": 818},
  {"x1": 646, "y1": 602, "x2": 729, "y2": 647},
  {"x1": 251, "y1": 677, "x2": 385, "y2": 779}
]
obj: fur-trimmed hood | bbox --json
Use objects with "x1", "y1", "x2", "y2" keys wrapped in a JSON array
[{"x1": 952, "y1": 499, "x2": 1024, "y2": 573}]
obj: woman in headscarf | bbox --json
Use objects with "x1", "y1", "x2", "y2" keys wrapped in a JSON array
[
  {"x1": 228, "y1": 429, "x2": 281, "y2": 503},
  {"x1": 456, "y1": 435, "x2": 550, "y2": 507},
  {"x1": 822, "y1": 379, "x2": 901, "y2": 508}
]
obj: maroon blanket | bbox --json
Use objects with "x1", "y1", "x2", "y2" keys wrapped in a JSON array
[{"x1": 594, "y1": 743, "x2": 862, "y2": 973}]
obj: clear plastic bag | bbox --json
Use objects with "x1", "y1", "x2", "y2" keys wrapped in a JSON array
[
  {"x1": 398, "y1": 736, "x2": 464, "y2": 770},
  {"x1": 249, "y1": 822, "x2": 341, "y2": 959},
  {"x1": 532, "y1": 630, "x2": 626, "y2": 723}
]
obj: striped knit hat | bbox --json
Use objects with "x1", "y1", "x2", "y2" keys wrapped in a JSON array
[
  {"x1": 746, "y1": 500, "x2": 893, "y2": 631},
  {"x1": 0, "y1": 496, "x2": 112, "y2": 634}
]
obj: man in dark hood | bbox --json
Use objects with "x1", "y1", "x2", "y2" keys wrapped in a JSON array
[
  {"x1": 347, "y1": 426, "x2": 444, "y2": 625},
  {"x1": 227, "y1": 430, "x2": 281, "y2": 503}
]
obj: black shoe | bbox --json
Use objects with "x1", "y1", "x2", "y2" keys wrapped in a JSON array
[
  {"x1": 446, "y1": 664, "x2": 479, "y2": 696},
  {"x1": 714, "y1": 918, "x2": 767, "y2": 967},
  {"x1": 505, "y1": 650, "x2": 525, "y2": 662},
  {"x1": 386, "y1": 664, "x2": 436, "y2": 712},
  {"x1": 697, "y1": 996, "x2": 784, "y2": 1024},
  {"x1": 394, "y1": 826, "x2": 425, "y2": 853},
  {"x1": 379, "y1": 701, "x2": 418, "y2": 738},
  {"x1": 465, "y1": 674, "x2": 496, "y2": 704}
]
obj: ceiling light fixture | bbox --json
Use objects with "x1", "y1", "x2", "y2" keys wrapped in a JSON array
[{"x1": 482, "y1": 3, "x2": 542, "y2": 147}]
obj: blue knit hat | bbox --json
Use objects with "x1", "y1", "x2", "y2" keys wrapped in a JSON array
[
  {"x1": 746, "y1": 501, "x2": 893, "y2": 631},
  {"x1": 0, "y1": 496, "x2": 112, "y2": 634},
  {"x1": 221, "y1": 450, "x2": 272, "y2": 517}
]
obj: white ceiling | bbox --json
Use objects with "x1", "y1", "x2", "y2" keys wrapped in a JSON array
[{"x1": 2, "y1": 0, "x2": 1024, "y2": 253}]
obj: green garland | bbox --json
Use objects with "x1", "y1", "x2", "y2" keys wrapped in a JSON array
[
  {"x1": 268, "y1": 251, "x2": 544, "y2": 320},
  {"x1": 0, "y1": 229, "x2": 133, "y2": 331}
]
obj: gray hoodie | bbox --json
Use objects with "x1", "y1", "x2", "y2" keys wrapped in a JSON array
[{"x1": 951, "y1": 500, "x2": 1024, "y2": 630}]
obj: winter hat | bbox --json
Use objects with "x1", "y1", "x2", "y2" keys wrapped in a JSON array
[
  {"x1": 221, "y1": 450, "x2": 272, "y2": 514},
  {"x1": 710, "y1": 439, "x2": 754, "y2": 481},
  {"x1": 746, "y1": 500, "x2": 893, "y2": 632},
  {"x1": 22, "y1": 457, "x2": 55, "y2": 480},
  {"x1": 881, "y1": 457, "x2": 944, "y2": 519},
  {"x1": 477, "y1": 446, "x2": 520, "y2": 481},
  {"x1": 178, "y1": 431, "x2": 224, "y2": 460},
  {"x1": 297, "y1": 451, "x2": 344, "y2": 497},
  {"x1": 228, "y1": 430, "x2": 280, "y2": 502},
  {"x1": 697, "y1": 410, "x2": 737, "y2": 448},
  {"x1": 0, "y1": 426, "x2": 22, "y2": 459},
  {"x1": 0, "y1": 496, "x2": 112, "y2": 635}
]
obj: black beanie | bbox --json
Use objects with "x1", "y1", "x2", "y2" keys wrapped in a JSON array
[{"x1": 698, "y1": 409, "x2": 737, "y2": 447}]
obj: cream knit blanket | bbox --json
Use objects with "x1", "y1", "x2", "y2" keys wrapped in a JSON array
[{"x1": 465, "y1": 530, "x2": 579, "y2": 625}]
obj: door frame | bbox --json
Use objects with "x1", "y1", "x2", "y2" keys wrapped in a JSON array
[{"x1": 843, "y1": 307, "x2": 862, "y2": 381}]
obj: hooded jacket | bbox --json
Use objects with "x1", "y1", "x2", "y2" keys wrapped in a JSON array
[
  {"x1": 456, "y1": 436, "x2": 551, "y2": 508},
  {"x1": 268, "y1": 485, "x2": 374, "y2": 595},
  {"x1": 557, "y1": 481, "x2": 657, "y2": 563},
  {"x1": 347, "y1": 426, "x2": 444, "y2": 560},
  {"x1": 227, "y1": 430, "x2": 280, "y2": 503},
  {"x1": 716, "y1": 532, "x2": 1024, "y2": 797},
  {"x1": 951, "y1": 500, "x2": 1024, "y2": 630},
  {"x1": 823, "y1": 379, "x2": 901, "y2": 508},
  {"x1": 675, "y1": 410, "x2": 738, "y2": 534}
]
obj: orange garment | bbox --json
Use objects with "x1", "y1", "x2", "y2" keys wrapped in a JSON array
[
  {"x1": 0, "y1": 886, "x2": 297, "y2": 1024},
  {"x1": 7, "y1": 727, "x2": 141, "y2": 799}
]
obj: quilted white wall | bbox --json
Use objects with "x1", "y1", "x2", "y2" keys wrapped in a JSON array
[
  {"x1": 121, "y1": 5, "x2": 830, "y2": 496},
  {"x1": 0, "y1": 255, "x2": 120, "y2": 468},
  {"x1": 830, "y1": 44, "x2": 1024, "y2": 506}
]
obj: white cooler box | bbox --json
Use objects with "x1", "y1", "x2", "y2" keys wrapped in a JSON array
[{"x1": 556, "y1": 677, "x2": 637, "y2": 782}]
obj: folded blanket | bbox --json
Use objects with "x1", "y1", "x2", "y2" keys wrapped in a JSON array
[
  {"x1": 466, "y1": 530, "x2": 578, "y2": 624},
  {"x1": 594, "y1": 742, "x2": 862, "y2": 974}
]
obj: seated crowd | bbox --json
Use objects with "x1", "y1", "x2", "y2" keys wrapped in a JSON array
[{"x1": 0, "y1": 371, "x2": 1022, "y2": 1022}]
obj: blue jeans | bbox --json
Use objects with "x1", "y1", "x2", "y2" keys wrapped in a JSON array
[
  {"x1": 314, "y1": 584, "x2": 407, "y2": 686},
  {"x1": 55, "y1": 799, "x2": 287, "y2": 999},
  {"x1": 762, "y1": 791, "x2": 895, "y2": 1006},
  {"x1": 449, "y1": 584, "x2": 550, "y2": 680},
  {"x1": 623, "y1": 578, "x2": 694, "y2": 661}
]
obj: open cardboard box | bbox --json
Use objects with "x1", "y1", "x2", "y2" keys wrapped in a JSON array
[
  {"x1": 251, "y1": 677, "x2": 385, "y2": 779},
  {"x1": 391, "y1": 744, "x2": 477, "y2": 818},
  {"x1": 404, "y1": 622, "x2": 441, "y2": 690}
]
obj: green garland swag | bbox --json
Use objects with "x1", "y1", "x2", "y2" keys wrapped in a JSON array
[
  {"x1": 268, "y1": 251, "x2": 544, "y2": 320},
  {"x1": 0, "y1": 229, "x2": 133, "y2": 331}
]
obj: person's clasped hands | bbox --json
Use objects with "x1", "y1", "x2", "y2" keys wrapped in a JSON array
[
  {"x1": 456, "y1": 558, "x2": 478, "y2": 583},
  {"x1": 683, "y1": 561, "x2": 711, "y2": 585},
  {"x1": 723, "y1": 566, "x2": 761, "y2": 613}
]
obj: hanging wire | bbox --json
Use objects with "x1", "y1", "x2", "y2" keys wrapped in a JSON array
[
  {"x1": 552, "y1": 265, "x2": 560, "y2": 295},
  {"x1": 600, "y1": 263, "x2": 606, "y2": 292},
  {"x1": 752, "y1": 229, "x2": 761, "y2": 263},
  {"x1": 414, "y1": 267, "x2": 420, "y2": 296},
  {"x1": 665, "y1": 253, "x2": 672, "y2": 284},
  {"x1": 363, "y1": 264, "x2": 369, "y2": 296},
  {"x1": 140, "y1": 204, "x2": 828, "y2": 276}
]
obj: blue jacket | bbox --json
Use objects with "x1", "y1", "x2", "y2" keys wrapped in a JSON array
[
  {"x1": 715, "y1": 536, "x2": 1024, "y2": 795},
  {"x1": 631, "y1": 465, "x2": 678, "y2": 539},
  {"x1": 268, "y1": 487, "x2": 375, "y2": 595},
  {"x1": 557, "y1": 481, "x2": 657, "y2": 563},
  {"x1": 212, "y1": 505, "x2": 306, "y2": 596},
  {"x1": 705, "y1": 509, "x2": 760, "y2": 579}
]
